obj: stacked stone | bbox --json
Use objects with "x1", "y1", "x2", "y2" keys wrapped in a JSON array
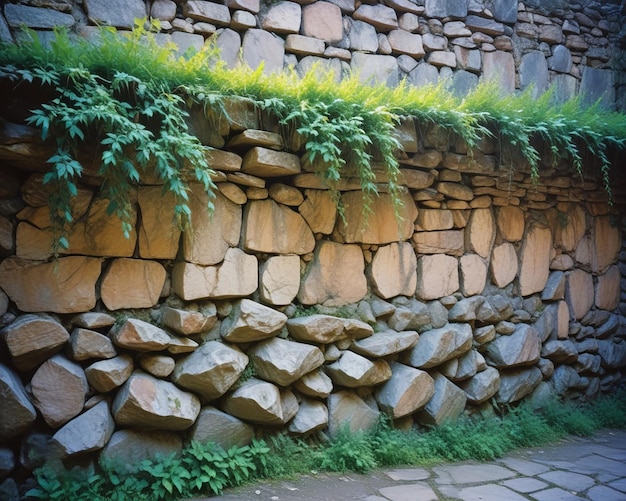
[
  {"x1": 0, "y1": 93, "x2": 625, "y2": 496},
  {"x1": 0, "y1": 0, "x2": 623, "y2": 109}
]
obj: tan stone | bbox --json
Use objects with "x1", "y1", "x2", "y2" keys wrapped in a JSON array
[
  {"x1": 167, "y1": 336, "x2": 199, "y2": 354},
  {"x1": 172, "y1": 248, "x2": 258, "y2": 300},
  {"x1": 1, "y1": 314, "x2": 69, "y2": 371},
  {"x1": 417, "y1": 209, "x2": 453, "y2": 231},
  {"x1": 327, "y1": 351, "x2": 391, "y2": 387},
  {"x1": 459, "y1": 254, "x2": 487, "y2": 296},
  {"x1": 101, "y1": 259, "x2": 166, "y2": 311},
  {"x1": 221, "y1": 378, "x2": 293, "y2": 425},
  {"x1": 242, "y1": 147, "x2": 301, "y2": 177},
  {"x1": 68, "y1": 328, "x2": 117, "y2": 361},
  {"x1": 268, "y1": 183, "x2": 304, "y2": 206},
  {"x1": 138, "y1": 354, "x2": 175, "y2": 378},
  {"x1": 519, "y1": 225, "x2": 552, "y2": 296},
  {"x1": 404, "y1": 323, "x2": 472, "y2": 368},
  {"x1": 286, "y1": 314, "x2": 347, "y2": 344},
  {"x1": 112, "y1": 319, "x2": 171, "y2": 352},
  {"x1": 298, "y1": 240, "x2": 367, "y2": 306},
  {"x1": 288, "y1": 398, "x2": 328, "y2": 435},
  {"x1": 0, "y1": 256, "x2": 101, "y2": 314},
  {"x1": 85, "y1": 354, "x2": 134, "y2": 393},
  {"x1": 138, "y1": 186, "x2": 180, "y2": 259},
  {"x1": 351, "y1": 330, "x2": 419, "y2": 358},
  {"x1": 375, "y1": 362, "x2": 434, "y2": 418},
  {"x1": 298, "y1": 189, "x2": 337, "y2": 234},
  {"x1": 436, "y1": 182, "x2": 474, "y2": 201},
  {"x1": 556, "y1": 300, "x2": 569, "y2": 339},
  {"x1": 31, "y1": 354, "x2": 88, "y2": 428},
  {"x1": 387, "y1": 30, "x2": 425, "y2": 57},
  {"x1": 171, "y1": 341, "x2": 248, "y2": 400},
  {"x1": 482, "y1": 50, "x2": 515, "y2": 94},
  {"x1": 592, "y1": 216, "x2": 620, "y2": 273},
  {"x1": 221, "y1": 298, "x2": 287, "y2": 343},
  {"x1": 575, "y1": 234, "x2": 593, "y2": 268},
  {"x1": 415, "y1": 254, "x2": 459, "y2": 301},
  {"x1": 412, "y1": 230, "x2": 464, "y2": 256},
  {"x1": 188, "y1": 406, "x2": 254, "y2": 450},
  {"x1": 183, "y1": 189, "x2": 242, "y2": 266},
  {"x1": 337, "y1": 190, "x2": 417, "y2": 244},
  {"x1": 217, "y1": 182, "x2": 247, "y2": 205},
  {"x1": 398, "y1": 168, "x2": 435, "y2": 189},
  {"x1": 490, "y1": 242, "x2": 518, "y2": 288},
  {"x1": 496, "y1": 206, "x2": 524, "y2": 242},
  {"x1": 293, "y1": 368, "x2": 333, "y2": 398},
  {"x1": 250, "y1": 337, "x2": 324, "y2": 386},
  {"x1": 369, "y1": 242, "x2": 417, "y2": 299},
  {"x1": 243, "y1": 199, "x2": 315, "y2": 254},
  {"x1": 302, "y1": 1, "x2": 343, "y2": 42},
  {"x1": 72, "y1": 312, "x2": 116, "y2": 329},
  {"x1": 228, "y1": 129, "x2": 283, "y2": 150},
  {"x1": 161, "y1": 306, "x2": 216, "y2": 336},
  {"x1": 113, "y1": 372, "x2": 200, "y2": 430},
  {"x1": 466, "y1": 208, "x2": 495, "y2": 259},
  {"x1": 555, "y1": 205, "x2": 585, "y2": 252},
  {"x1": 595, "y1": 265, "x2": 620, "y2": 311},
  {"x1": 259, "y1": 255, "x2": 300, "y2": 306}
]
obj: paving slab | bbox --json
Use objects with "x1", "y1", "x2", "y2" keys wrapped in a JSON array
[
  {"x1": 378, "y1": 482, "x2": 438, "y2": 501},
  {"x1": 433, "y1": 463, "x2": 516, "y2": 484},
  {"x1": 538, "y1": 470, "x2": 596, "y2": 493},
  {"x1": 530, "y1": 487, "x2": 588, "y2": 501},
  {"x1": 499, "y1": 457, "x2": 551, "y2": 476},
  {"x1": 608, "y1": 477, "x2": 626, "y2": 492},
  {"x1": 570, "y1": 455, "x2": 626, "y2": 476},
  {"x1": 502, "y1": 477, "x2": 550, "y2": 493},
  {"x1": 440, "y1": 484, "x2": 528, "y2": 501},
  {"x1": 384, "y1": 468, "x2": 430, "y2": 481},
  {"x1": 586, "y1": 485, "x2": 626, "y2": 501}
]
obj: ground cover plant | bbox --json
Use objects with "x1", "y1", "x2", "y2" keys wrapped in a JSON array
[
  {"x1": 1, "y1": 21, "x2": 625, "y2": 251},
  {"x1": 25, "y1": 390, "x2": 626, "y2": 500}
]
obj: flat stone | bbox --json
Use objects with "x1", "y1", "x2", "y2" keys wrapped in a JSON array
[
  {"x1": 5, "y1": 4, "x2": 75, "y2": 29},
  {"x1": 379, "y1": 483, "x2": 437, "y2": 501},
  {"x1": 100, "y1": 258, "x2": 166, "y2": 310},
  {"x1": 259, "y1": 1, "x2": 300, "y2": 34},
  {"x1": 353, "y1": 4, "x2": 397, "y2": 31},
  {"x1": 415, "y1": 254, "x2": 459, "y2": 301},
  {"x1": 301, "y1": 1, "x2": 343, "y2": 42},
  {"x1": 221, "y1": 298, "x2": 287, "y2": 343},
  {"x1": 83, "y1": 0, "x2": 147, "y2": 31},
  {"x1": 538, "y1": 471, "x2": 596, "y2": 493},
  {"x1": 434, "y1": 463, "x2": 516, "y2": 484},
  {"x1": 369, "y1": 242, "x2": 417, "y2": 298},
  {"x1": 241, "y1": 28, "x2": 285, "y2": 74},
  {"x1": 184, "y1": 0, "x2": 230, "y2": 25},
  {"x1": 351, "y1": 330, "x2": 419, "y2": 358}
]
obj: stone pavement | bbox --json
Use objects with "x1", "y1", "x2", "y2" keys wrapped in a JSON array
[{"x1": 216, "y1": 429, "x2": 626, "y2": 501}]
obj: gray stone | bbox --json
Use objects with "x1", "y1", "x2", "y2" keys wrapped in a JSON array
[
  {"x1": 375, "y1": 362, "x2": 434, "y2": 418},
  {"x1": 424, "y1": 0, "x2": 467, "y2": 18},
  {"x1": 172, "y1": 341, "x2": 249, "y2": 400},
  {"x1": 85, "y1": 355, "x2": 133, "y2": 393},
  {"x1": 188, "y1": 406, "x2": 254, "y2": 449},
  {"x1": 221, "y1": 378, "x2": 296, "y2": 425},
  {"x1": 452, "y1": 70, "x2": 479, "y2": 97},
  {"x1": 250, "y1": 337, "x2": 324, "y2": 386},
  {"x1": 326, "y1": 351, "x2": 392, "y2": 387},
  {"x1": 288, "y1": 398, "x2": 328, "y2": 435},
  {"x1": 460, "y1": 366, "x2": 500, "y2": 404},
  {"x1": 465, "y1": 15, "x2": 505, "y2": 36},
  {"x1": 353, "y1": 4, "x2": 398, "y2": 31},
  {"x1": 409, "y1": 62, "x2": 439, "y2": 87},
  {"x1": 348, "y1": 20, "x2": 378, "y2": 52},
  {"x1": 259, "y1": 1, "x2": 300, "y2": 33},
  {"x1": 549, "y1": 45, "x2": 572, "y2": 73},
  {"x1": 497, "y1": 367, "x2": 542, "y2": 403},
  {"x1": 0, "y1": 13, "x2": 12, "y2": 43},
  {"x1": 542, "y1": 271, "x2": 566, "y2": 301},
  {"x1": 1, "y1": 314, "x2": 69, "y2": 371},
  {"x1": 0, "y1": 363, "x2": 37, "y2": 441},
  {"x1": 448, "y1": 296, "x2": 485, "y2": 322},
  {"x1": 580, "y1": 67, "x2": 615, "y2": 110},
  {"x1": 83, "y1": 0, "x2": 146, "y2": 28},
  {"x1": 550, "y1": 365, "x2": 582, "y2": 395},
  {"x1": 327, "y1": 391, "x2": 380, "y2": 437},
  {"x1": 351, "y1": 330, "x2": 419, "y2": 358},
  {"x1": 519, "y1": 51, "x2": 549, "y2": 98},
  {"x1": 486, "y1": 0, "x2": 517, "y2": 23},
  {"x1": 100, "y1": 429, "x2": 182, "y2": 473},
  {"x1": 440, "y1": 350, "x2": 478, "y2": 381},
  {"x1": 242, "y1": 29, "x2": 285, "y2": 74},
  {"x1": 221, "y1": 299, "x2": 287, "y2": 343},
  {"x1": 541, "y1": 340, "x2": 578, "y2": 364},
  {"x1": 351, "y1": 53, "x2": 399, "y2": 86},
  {"x1": 52, "y1": 401, "x2": 114, "y2": 457},
  {"x1": 485, "y1": 324, "x2": 541, "y2": 369},
  {"x1": 417, "y1": 372, "x2": 466, "y2": 425},
  {"x1": 113, "y1": 372, "x2": 200, "y2": 430},
  {"x1": 482, "y1": 50, "x2": 515, "y2": 94},
  {"x1": 31, "y1": 354, "x2": 88, "y2": 428},
  {"x1": 404, "y1": 323, "x2": 473, "y2": 368},
  {"x1": 4, "y1": 4, "x2": 75, "y2": 28},
  {"x1": 597, "y1": 340, "x2": 626, "y2": 369}
]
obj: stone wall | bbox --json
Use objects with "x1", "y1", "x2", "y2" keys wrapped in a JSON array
[
  {"x1": 0, "y1": 94, "x2": 625, "y2": 496},
  {"x1": 1, "y1": 0, "x2": 625, "y2": 109}
]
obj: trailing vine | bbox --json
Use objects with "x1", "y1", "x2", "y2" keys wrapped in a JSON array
[{"x1": 0, "y1": 21, "x2": 625, "y2": 251}]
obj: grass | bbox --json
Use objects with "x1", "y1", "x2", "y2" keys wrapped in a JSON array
[{"x1": 26, "y1": 390, "x2": 626, "y2": 500}]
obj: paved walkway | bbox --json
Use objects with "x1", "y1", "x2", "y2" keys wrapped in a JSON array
[{"x1": 216, "y1": 429, "x2": 626, "y2": 501}]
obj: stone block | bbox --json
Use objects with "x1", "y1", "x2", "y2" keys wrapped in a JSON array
[
  {"x1": 302, "y1": 1, "x2": 343, "y2": 42},
  {"x1": 374, "y1": 362, "x2": 434, "y2": 418},
  {"x1": 415, "y1": 254, "x2": 459, "y2": 301}
]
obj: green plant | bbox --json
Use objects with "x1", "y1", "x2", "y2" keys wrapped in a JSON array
[{"x1": 317, "y1": 427, "x2": 378, "y2": 473}]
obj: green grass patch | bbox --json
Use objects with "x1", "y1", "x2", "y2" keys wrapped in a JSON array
[{"x1": 26, "y1": 390, "x2": 626, "y2": 500}]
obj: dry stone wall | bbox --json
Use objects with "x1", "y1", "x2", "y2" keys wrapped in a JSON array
[
  {"x1": 1, "y1": 0, "x2": 625, "y2": 109},
  {"x1": 0, "y1": 96, "x2": 625, "y2": 496}
]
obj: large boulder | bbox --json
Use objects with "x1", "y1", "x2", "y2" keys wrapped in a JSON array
[
  {"x1": 259, "y1": 255, "x2": 301, "y2": 306},
  {"x1": 374, "y1": 362, "x2": 434, "y2": 418},
  {"x1": 351, "y1": 330, "x2": 419, "y2": 358},
  {"x1": 404, "y1": 323, "x2": 472, "y2": 368},
  {"x1": 68, "y1": 328, "x2": 117, "y2": 361},
  {"x1": 100, "y1": 429, "x2": 182, "y2": 473},
  {"x1": 221, "y1": 299, "x2": 287, "y2": 342},
  {"x1": 298, "y1": 240, "x2": 367, "y2": 306},
  {"x1": 111, "y1": 318, "x2": 171, "y2": 352},
  {"x1": 0, "y1": 363, "x2": 37, "y2": 441},
  {"x1": 416, "y1": 373, "x2": 466, "y2": 426},
  {"x1": 496, "y1": 367, "x2": 542, "y2": 403},
  {"x1": 161, "y1": 306, "x2": 217, "y2": 336},
  {"x1": 1, "y1": 314, "x2": 69, "y2": 371},
  {"x1": 286, "y1": 314, "x2": 347, "y2": 344},
  {"x1": 288, "y1": 398, "x2": 329, "y2": 435},
  {"x1": 113, "y1": 372, "x2": 201, "y2": 430},
  {"x1": 171, "y1": 341, "x2": 249, "y2": 400},
  {"x1": 518, "y1": 225, "x2": 552, "y2": 296},
  {"x1": 368, "y1": 242, "x2": 417, "y2": 298},
  {"x1": 51, "y1": 401, "x2": 115, "y2": 457},
  {"x1": 249, "y1": 337, "x2": 324, "y2": 386},
  {"x1": 327, "y1": 391, "x2": 380, "y2": 437},
  {"x1": 485, "y1": 324, "x2": 541, "y2": 368},
  {"x1": 326, "y1": 351, "x2": 392, "y2": 387},
  {"x1": 293, "y1": 368, "x2": 333, "y2": 398},
  {"x1": 100, "y1": 258, "x2": 166, "y2": 310},
  {"x1": 459, "y1": 367, "x2": 501, "y2": 404},
  {"x1": 221, "y1": 378, "x2": 297, "y2": 425},
  {"x1": 415, "y1": 255, "x2": 459, "y2": 300},
  {"x1": 30, "y1": 355, "x2": 88, "y2": 428},
  {"x1": 188, "y1": 406, "x2": 254, "y2": 449},
  {"x1": 85, "y1": 355, "x2": 134, "y2": 393}
]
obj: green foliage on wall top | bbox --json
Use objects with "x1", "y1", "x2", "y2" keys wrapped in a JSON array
[{"x1": 0, "y1": 20, "x2": 625, "y2": 250}]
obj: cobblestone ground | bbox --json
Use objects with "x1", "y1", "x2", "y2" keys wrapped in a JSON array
[{"x1": 208, "y1": 429, "x2": 626, "y2": 501}]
